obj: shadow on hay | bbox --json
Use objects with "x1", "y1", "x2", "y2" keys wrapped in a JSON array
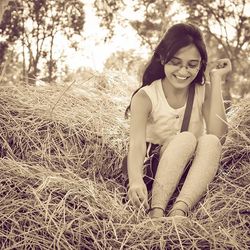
[{"x1": 0, "y1": 98, "x2": 126, "y2": 182}]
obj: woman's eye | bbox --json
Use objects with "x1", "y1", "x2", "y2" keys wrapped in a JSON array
[
  {"x1": 188, "y1": 60, "x2": 200, "y2": 68},
  {"x1": 170, "y1": 58, "x2": 181, "y2": 65},
  {"x1": 169, "y1": 58, "x2": 200, "y2": 68},
  {"x1": 188, "y1": 63, "x2": 199, "y2": 68}
]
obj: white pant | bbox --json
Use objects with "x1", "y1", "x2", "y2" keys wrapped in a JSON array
[{"x1": 151, "y1": 132, "x2": 222, "y2": 211}]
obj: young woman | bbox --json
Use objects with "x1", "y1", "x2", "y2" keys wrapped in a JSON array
[{"x1": 124, "y1": 23, "x2": 232, "y2": 218}]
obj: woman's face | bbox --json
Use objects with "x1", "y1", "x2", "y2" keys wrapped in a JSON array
[{"x1": 163, "y1": 44, "x2": 201, "y2": 90}]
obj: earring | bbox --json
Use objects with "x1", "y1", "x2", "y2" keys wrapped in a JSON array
[{"x1": 158, "y1": 54, "x2": 165, "y2": 66}]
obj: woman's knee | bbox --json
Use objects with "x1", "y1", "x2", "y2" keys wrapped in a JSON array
[
  {"x1": 197, "y1": 134, "x2": 222, "y2": 153},
  {"x1": 172, "y1": 131, "x2": 197, "y2": 148},
  {"x1": 177, "y1": 131, "x2": 197, "y2": 141},
  {"x1": 161, "y1": 132, "x2": 197, "y2": 155},
  {"x1": 198, "y1": 134, "x2": 221, "y2": 147}
]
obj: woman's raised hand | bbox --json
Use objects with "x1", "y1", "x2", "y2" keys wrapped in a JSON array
[
  {"x1": 207, "y1": 58, "x2": 232, "y2": 81},
  {"x1": 128, "y1": 181, "x2": 149, "y2": 210}
]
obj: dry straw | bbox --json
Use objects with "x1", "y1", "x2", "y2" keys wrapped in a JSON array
[
  {"x1": 0, "y1": 77, "x2": 130, "y2": 181},
  {"x1": 0, "y1": 76, "x2": 249, "y2": 249}
]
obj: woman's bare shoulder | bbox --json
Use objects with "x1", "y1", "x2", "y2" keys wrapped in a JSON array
[{"x1": 131, "y1": 89, "x2": 152, "y2": 114}]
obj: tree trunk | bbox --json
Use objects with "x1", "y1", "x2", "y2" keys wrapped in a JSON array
[{"x1": 48, "y1": 35, "x2": 55, "y2": 83}]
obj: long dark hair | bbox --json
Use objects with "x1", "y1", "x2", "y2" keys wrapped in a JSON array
[{"x1": 125, "y1": 23, "x2": 208, "y2": 118}]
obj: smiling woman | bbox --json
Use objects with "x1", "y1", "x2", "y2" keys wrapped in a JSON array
[{"x1": 123, "y1": 23, "x2": 232, "y2": 219}]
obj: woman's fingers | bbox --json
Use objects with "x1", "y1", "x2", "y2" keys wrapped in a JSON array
[
  {"x1": 208, "y1": 58, "x2": 232, "y2": 79},
  {"x1": 138, "y1": 187, "x2": 149, "y2": 210},
  {"x1": 128, "y1": 185, "x2": 149, "y2": 210},
  {"x1": 129, "y1": 191, "x2": 141, "y2": 207},
  {"x1": 208, "y1": 58, "x2": 231, "y2": 70},
  {"x1": 215, "y1": 58, "x2": 232, "y2": 71}
]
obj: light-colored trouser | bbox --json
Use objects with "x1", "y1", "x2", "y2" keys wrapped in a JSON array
[{"x1": 151, "y1": 132, "x2": 222, "y2": 211}]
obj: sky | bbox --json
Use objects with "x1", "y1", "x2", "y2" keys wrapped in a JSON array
[
  {"x1": 63, "y1": 0, "x2": 148, "y2": 72},
  {"x1": 63, "y1": 0, "x2": 189, "y2": 72}
]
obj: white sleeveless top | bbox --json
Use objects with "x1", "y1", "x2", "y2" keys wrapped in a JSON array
[{"x1": 140, "y1": 79, "x2": 206, "y2": 145}]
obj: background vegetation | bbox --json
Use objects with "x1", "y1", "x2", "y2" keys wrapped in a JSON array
[{"x1": 1, "y1": 0, "x2": 250, "y2": 104}]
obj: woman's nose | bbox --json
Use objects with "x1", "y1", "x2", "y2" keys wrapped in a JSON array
[{"x1": 178, "y1": 66, "x2": 189, "y2": 74}]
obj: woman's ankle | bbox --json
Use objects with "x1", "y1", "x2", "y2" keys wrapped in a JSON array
[
  {"x1": 149, "y1": 207, "x2": 165, "y2": 218},
  {"x1": 168, "y1": 208, "x2": 186, "y2": 217},
  {"x1": 169, "y1": 200, "x2": 190, "y2": 217}
]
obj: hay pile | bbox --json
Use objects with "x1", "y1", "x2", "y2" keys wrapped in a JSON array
[
  {"x1": 221, "y1": 99, "x2": 250, "y2": 187},
  {"x1": 0, "y1": 79, "x2": 129, "y2": 181},
  {"x1": 0, "y1": 78, "x2": 249, "y2": 249},
  {"x1": 2, "y1": 157, "x2": 245, "y2": 250}
]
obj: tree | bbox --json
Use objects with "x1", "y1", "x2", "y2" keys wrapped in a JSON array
[
  {"x1": 130, "y1": 0, "x2": 177, "y2": 49},
  {"x1": 104, "y1": 49, "x2": 146, "y2": 79},
  {"x1": 94, "y1": 0, "x2": 180, "y2": 48},
  {"x1": 0, "y1": 0, "x2": 23, "y2": 66},
  {"x1": 1, "y1": 0, "x2": 85, "y2": 84},
  {"x1": 93, "y1": 0, "x2": 125, "y2": 40}
]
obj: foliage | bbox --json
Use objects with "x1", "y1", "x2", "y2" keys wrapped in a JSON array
[
  {"x1": 93, "y1": 0, "x2": 176, "y2": 48},
  {"x1": 104, "y1": 49, "x2": 146, "y2": 80},
  {"x1": 0, "y1": 1, "x2": 23, "y2": 65},
  {"x1": 0, "y1": 0, "x2": 85, "y2": 84},
  {"x1": 130, "y1": 0, "x2": 177, "y2": 49},
  {"x1": 93, "y1": 0, "x2": 125, "y2": 40}
]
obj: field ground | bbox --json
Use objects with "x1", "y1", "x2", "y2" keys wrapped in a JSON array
[{"x1": 0, "y1": 75, "x2": 249, "y2": 249}]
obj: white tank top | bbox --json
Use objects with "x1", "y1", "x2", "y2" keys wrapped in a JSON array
[{"x1": 140, "y1": 79, "x2": 206, "y2": 145}]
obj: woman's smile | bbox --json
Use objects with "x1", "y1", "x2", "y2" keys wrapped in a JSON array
[{"x1": 173, "y1": 74, "x2": 190, "y2": 81}]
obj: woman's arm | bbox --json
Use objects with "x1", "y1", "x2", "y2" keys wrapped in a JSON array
[
  {"x1": 202, "y1": 58, "x2": 232, "y2": 144},
  {"x1": 127, "y1": 89, "x2": 152, "y2": 209}
]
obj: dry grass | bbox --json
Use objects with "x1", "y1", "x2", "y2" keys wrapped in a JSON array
[
  {"x1": 0, "y1": 76, "x2": 249, "y2": 249},
  {"x1": 0, "y1": 79, "x2": 129, "y2": 181},
  {"x1": 221, "y1": 98, "x2": 250, "y2": 187}
]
